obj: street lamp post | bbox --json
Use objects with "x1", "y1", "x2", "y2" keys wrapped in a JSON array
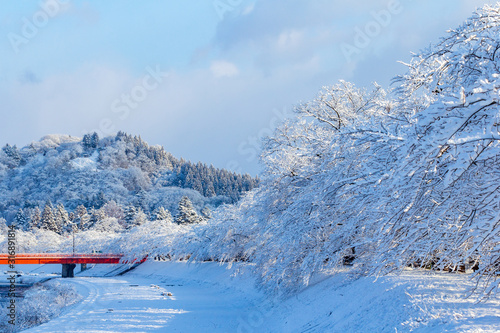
[{"x1": 68, "y1": 221, "x2": 76, "y2": 254}]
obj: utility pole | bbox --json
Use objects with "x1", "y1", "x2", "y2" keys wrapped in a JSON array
[{"x1": 70, "y1": 221, "x2": 76, "y2": 254}]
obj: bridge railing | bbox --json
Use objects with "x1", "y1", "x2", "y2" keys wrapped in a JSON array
[{"x1": 0, "y1": 253, "x2": 125, "y2": 265}]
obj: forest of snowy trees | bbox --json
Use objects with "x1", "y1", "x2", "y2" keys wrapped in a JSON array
[
  {"x1": 3, "y1": 4, "x2": 500, "y2": 300},
  {"x1": 0, "y1": 132, "x2": 258, "y2": 231}
]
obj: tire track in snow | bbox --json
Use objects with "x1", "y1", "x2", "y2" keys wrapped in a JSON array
[{"x1": 24, "y1": 276, "x2": 181, "y2": 332}]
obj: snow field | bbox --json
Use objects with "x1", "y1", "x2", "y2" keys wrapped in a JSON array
[{"x1": 18, "y1": 261, "x2": 500, "y2": 332}]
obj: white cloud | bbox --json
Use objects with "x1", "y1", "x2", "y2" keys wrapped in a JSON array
[
  {"x1": 242, "y1": 4, "x2": 255, "y2": 16},
  {"x1": 276, "y1": 29, "x2": 304, "y2": 51},
  {"x1": 210, "y1": 61, "x2": 239, "y2": 78},
  {"x1": 0, "y1": 64, "x2": 131, "y2": 144}
]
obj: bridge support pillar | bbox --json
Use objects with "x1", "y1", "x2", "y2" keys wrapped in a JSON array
[{"x1": 62, "y1": 264, "x2": 76, "y2": 278}]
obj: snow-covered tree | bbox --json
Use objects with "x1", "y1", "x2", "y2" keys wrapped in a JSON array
[
  {"x1": 91, "y1": 132, "x2": 99, "y2": 148},
  {"x1": 0, "y1": 218, "x2": 7, "y2": 235},
  {"x1": 201, "y1": 206, "x2": 212, "y2": 220},
  {"x1": 369, "y1": 5, "x2": 500, "y2": 296},
  {"x1": 88, "y1": 208, "x2": 106, "y2": 229},
  {"x1": 29, "y1": 207, "x2": 41, "y2": 230},
  {"x1": 1, "y1": 143, "x2": 21, "y2": 168},
  {"x1": 124, "y1": 206, "x2": 137, "y2": 226},
  {"x1": 228, "y1": 79, "x2": 396, "y2": 294},
  {"x1": 74, "y1": 205, "x2": 90, "y2": 231},
  {"x1": 14, "y1": 208, "x2": 29, "y2": 230},
  {"x1": 175, "y1": 196, "x2": 200, "y2": 224},
  {"x1": 92, "y1": 191, "x2": 106, "y2": 209},
  {"x1": 153, "y1": 207, "x2": 172, "y2": 222},
  {"x1": 40, "y1": 201, "x2": 60, "y2": 234},
  {"x1": 82, "y1": 132, "x2": 99, "y2": 150},
  {"x1": 91, "y1": 217, "x2": 123, "y2": 233},
  {"x1": 102, "y1": 201, "x2": 124, "y2": 223},
  {"x1": 125, "y1": 207, "x2": 148, "y2": 230},
  {"x1": 54, "y1": 203, "x2": 70, "y2": 233},
  {"x1": 82, "y1": 134, "x2": 93, "y2": 150}
]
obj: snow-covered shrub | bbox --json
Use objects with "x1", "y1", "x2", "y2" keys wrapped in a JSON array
[
  {"x1": 109, "y1": 219, "x2": 191, "y2": 261},
  {"x1": 0, "y1": 280, "x2": 81, "y2": 332},
  {"x1": 178, "y1": 190, "x2": 262, "y2": 263}
]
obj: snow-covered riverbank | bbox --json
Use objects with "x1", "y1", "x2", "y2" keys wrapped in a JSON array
[{"x1": 11, "y1": 261, "x2": 500, "y2": 332}]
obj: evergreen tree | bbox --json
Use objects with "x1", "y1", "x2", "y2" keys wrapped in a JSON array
[
  {"x1": 204, "y1": 183, "x2": 216, "y2": 197},
  {"x1": 55, "y1": 203, "x2": 70, "y2": 233},
  {"x1": 30, "y1": 207, "x2": 41, "y2": 230},
  {"x1": 74, "y1": 205, "x2": 90, "y2": 231},
  {"x1": 93, "y1": 191, "x2": 106, "y2": 209},
  {"x1": 82, "y1": 134, "x2": 93, "y2": 150},
  {"x1": 14, "y1": 208, "x2": 28, "y2": 230},
  {"x1": 125, "y1": 207, "x2": 147, "y2": 229},
  {"x1": 89, "y1": 208, "x2": 106, "y2": 229},
  {"x1": 91, "y1": 132, "x2": 100, "y2": 148},
  {"x1": 41, "y1": 201, "x2": 60, "y2": 233},
  {"x1": 124, "y1": 206, "x2": 137, "y2": 225},
  {"x1": 153, "y1": 207, "x2": 172, "y2": 222},
  {"x1": 134, "y1": 207, "x2": 148, "y2": 227},
  {"x1": 175, "y1": 196, "x2": 199, "y2": 224},
  {"x1": 136, "y1": 189, "x2": 150, "y2": 212},
  {"x1": 82, "y1": 132, "x2": 99, "y2": 151},
  {"x1": 2, "y1": 143, "x2": 21, "y2": 168}
]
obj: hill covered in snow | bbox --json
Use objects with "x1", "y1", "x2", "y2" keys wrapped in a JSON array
[{"x1": 0, "y1": 132, "x2": 258, "y2": 231}]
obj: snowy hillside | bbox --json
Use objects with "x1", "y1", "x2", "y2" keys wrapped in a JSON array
[{"x1": 0, "y1": 132, "x2": 258, "y2": 231}]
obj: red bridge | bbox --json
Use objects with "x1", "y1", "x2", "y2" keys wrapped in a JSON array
[
  {"x1": 0, "y1": 253, "x2": 134, "y2": 278},
  {"x1": 0, "y1": 253, "x2": 123, "y2": 265}
]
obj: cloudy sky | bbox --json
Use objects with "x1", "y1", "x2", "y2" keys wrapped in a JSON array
[{"x1": 0, "y1": 0, "x2": 495, "y2": 174}]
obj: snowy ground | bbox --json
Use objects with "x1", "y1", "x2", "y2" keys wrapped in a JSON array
[
  {"x1": 23, "y1": 262, "x2": 263, "y2": 332},
  {"x1": 11, "y1": 261, "x2": 500, "y2": 332}
]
